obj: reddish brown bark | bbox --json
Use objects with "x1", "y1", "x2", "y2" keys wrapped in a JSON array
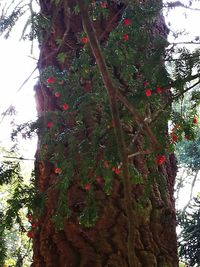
[{"x1": 32, "y1": 1, "x2": 178, "y2": 266}]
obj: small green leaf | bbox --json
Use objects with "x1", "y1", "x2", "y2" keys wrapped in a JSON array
[{"x1": 57, "y1": 52, "x2": 67, "y2": 64}]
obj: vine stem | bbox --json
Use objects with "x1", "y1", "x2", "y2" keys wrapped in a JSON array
[
  {"x1": 78, "y1": 1, "x2": 139, "y2": 266},
  {"x1": 116, "y1": 90, "x2": 161, "y2": 150}
]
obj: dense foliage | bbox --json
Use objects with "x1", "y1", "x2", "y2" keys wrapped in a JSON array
[{"x1": 178, "y1": 197, "x2": 200, "y2": 266}]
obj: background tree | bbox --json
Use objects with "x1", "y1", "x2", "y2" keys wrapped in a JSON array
[
  {"x1": 175, "y1": 124, "x2": 200, "y2": 212},
  {"x1": 178, "y1": 196, "x2": 200, "y2": 267},
  {"x1": 171, "y1": 95, "x2": 200, "y2": 267},
  {"x1": 0, "y1": 0, "x2": 199, "y2": 266},
  {"x1": 0, "y1": 146, "x2": 35, "y2": 266}
]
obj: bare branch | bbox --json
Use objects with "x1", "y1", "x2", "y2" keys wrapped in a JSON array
[
  {"x1": 3, "y1": 156, "x2": 35, "y2": 161},
  {"x1": 182, "y1": 170, "x2": 199, "y2": 214},
  {"x1": 164, "y1": 1, "x2": 200, "y2": 11}
]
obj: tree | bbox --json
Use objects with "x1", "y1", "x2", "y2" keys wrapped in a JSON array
[
  {"x1": 0, "y1": 147, "x2": 34, "y2": 266},
  {"x1": 178, "y1": 196, "x2": 200, "y2": 267},
  {"x1": 32, "y1": 1, "x2": 179, "y2": 266},
  {"x1": 175, "y1": 119, "x2": 200, "y2": 213},
  {"x1": 0, "y1": 0, "x2": 200, "y2": 266},
  {"x1": 173, "y1": 99, "x2": 200, "y2": 266}
]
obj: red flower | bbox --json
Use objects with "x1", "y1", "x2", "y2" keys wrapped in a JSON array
[
  {"x1": 47, "y1": 122, "x2": 53, "y2": 128},
  {"x1": 84, "y1": 183, "x2": 91, "y2": 191},
  {"x1": 145, "y1": 89, "x2": 152, "y2": 97},
  {"x1": 31, "y1": 218, "x2": 39, "y2": 228},
  {"x1": 193, "y1": 116, "x2": 198, "y2": 124},
  {"x1": 112, "y1": 167, "x2": 121, "y2": 175},
  {"x1": 26, "y1": 214, "x2": 32, "y2": 221},
  {"x1": 100, "y1": 1, "x2": 107, "y2": 8},
  {"x1": 63, "y1": 103, "x2": 69, "y2": 111},
  {"x1": 124, "y1": 18, "x2": 132, "y2": 26},
  {"x1": 47, "y1": 77, "x2": 55, "y2": 84},
  {"x1": 143, "y1": 81, "x2": 148, "y2": 87},
  {"x1": 31, "y1": 223, "x2": 37, "y2": 229},
  {"x1": 27, "y1": 230, "x2": 34, "y2": 238},
  {"x1": 123, "y1": 34, "x2": 129, "y2": 41},
  {"x1": 55, "y1": 91, "x2": 60, "y2": 97},
  {"x1": 82, "y1": 37, "x2": 88, "y2": 44},
  {"x1": 95, "y1": 176, "x2": 103, "y2": 184},
  {"x1": 156, "y1": 86, "x2": 162, "y2": 94},
  {"x1": 156, "y1": 155, "x2": 166, "y2": 165},
  {"x1": 55, "y1": 167, "x2": 61, "y2": 174},
  {"x1": 172, "y1": 134, "x2": 178, "y2": 142},
  {"x1": 59, "y1": 80, "x2": 64, "y2": 85}
]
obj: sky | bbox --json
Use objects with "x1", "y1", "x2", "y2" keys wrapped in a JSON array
[
  {"x1": 0, "y1": 1, "x2": 39, "y2": 159},
  {"x1": 0, "y1": 0, "x2": 199, "y2": 207}
]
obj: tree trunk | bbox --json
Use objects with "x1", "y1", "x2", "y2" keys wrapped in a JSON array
[{"x1": 32, "y1": 1, "x2": 178, "y2": 266}]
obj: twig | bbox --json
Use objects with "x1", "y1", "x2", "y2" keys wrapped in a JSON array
[
  {"x1": 3, "y1": 156, "x2": 35, "y2": 161},
  {"x1": 165, "y1": 54, "x2": 200, "y2": 62},
  {"x1": 164, "y1": 1, "x2": 200, "y2": 11},
  {"x1": 116, "y1": 90, "x2": 162, "y2": 150},
  {"x1": 151, "y1": 79, "x2": 200, "y2": 123},
  {"x1": 175, "y1": 168, "x2": 187, "y2": 203},
  {"x1": 182, "y1": 170, "x2": 199, "y2": 214},
  {"x1": 99, "y1": 5, "x2": 126, "y2": 41},
  {"x1": 169, "y1": 41, "x2": 200, "y2": 46},
  {"x1": 128, "y1": 149, "x2": 151, "y2": 159}
]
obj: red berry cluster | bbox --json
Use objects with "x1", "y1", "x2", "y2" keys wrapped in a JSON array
[
  {"x1": 122, "y1": 18, "x2": 133, "y2": 41},
  {"x1": 124, "y1": 18, "x2": 132, "y2": 26},
  {"x1": 156, "y1": 155, "x2": 166, "y2": 165},
  {"x1": 81, "y1": 37, "x2": 88, "y2": 44},
  {"x1": 47, "y1": 121, "x2": 53, "y2": 129},
  {"x1": 100, "y1": 1, "x2": 108, "y2": 8},
  {"x1": 63, "y1": 103, "x2": 69, "y2": 111},
  {"x1": 46, "y1": 76, "x2": 70, "y2": 112},
  {"x1": 123, "y1": 34, "x2": 129, "y2": 41},
  {"x1": 112, "y1": 167, "x2": 121, "y2": 175},
  {"x1": 84, "y1": 183, "x2": 91, "y2": 191},
  {"x1": 55, "y1": 167, "x2": 61, "y2": 174},
  {"x1": 193, "y1": 116, "x2": 198, "y2": 124},
  {"x1": 144, "y1": 82, "x2": 163, "y2": 97},
  {"x1": 171, "y1": 133, "x2": 178, "y2": 143},
  {"x1": 26, "y1": 214, "x2": 39, "y2": 239},
  {"x1": 47, "y1": 77, "x2": 55, "y2": 84}
]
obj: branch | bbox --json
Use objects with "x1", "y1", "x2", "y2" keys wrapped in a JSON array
[
  {"x1": 182, "y1": 170, "x2": 199, "y2": 214},
  {"x1": 165, "y1": 53, "x2": 200, "y2": 62},
  {"x1": 151, "y1": 78, "x2": 200, "y2": 123},
  {"x1": 175, "y1": 168, "x2": 187, "y2": 203},
  {"x1": 78, "y1": 1, "x2": 138, "y2": 266},
  {"x1": 128, "y1": 149, "x2": 151, "y2": 159},
  {"x1": 3, "y1": 156, "x2": 35, "y2": 161},
  {"x1": 164, "y1": 1, "x2": 200, "y2": 11},
  {"x1": 168, "y1": 73, "x2": 200, "y2": 91},
  {"x1": 173, "y1": 79, "x2": 200, "y2": 97},
  {"x1": 99, "y1": 5, "x2": 126, "y2": 41},
  {"x1": 116, "y1": 91, "x2": 162, "y2": 150},
  {"x1": 169, "y1": 41, "x2": 200, "y2": 46}
]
